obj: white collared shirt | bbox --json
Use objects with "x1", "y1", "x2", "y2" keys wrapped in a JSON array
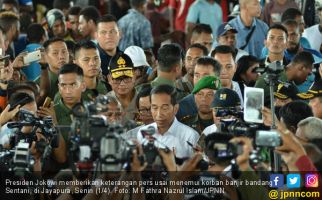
[{"x1": 137, "y1": 118, "x2": 200, "y2": 158}]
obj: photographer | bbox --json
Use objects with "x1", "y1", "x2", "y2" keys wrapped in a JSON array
[
  {"x1": 1, "y1": 92, "x2": 67, "y2": 172},
  {"x1": 202, "y1": 88, "x2": 241, "y2": 137}
]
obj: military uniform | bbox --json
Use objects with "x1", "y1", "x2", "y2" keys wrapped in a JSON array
[
  {"x1": 54, "y1": 98, "x2": 72, "y2": 143},
  {"x1": 176, "y1": 74, "x2": 193, "y2": 96},
  {"x1": 35, "y1": 69, "x2": 58, "y2": 100},
  {"x1": 180, "y1": 114, "x2": 213, "y2": 135},
  {"x1": 53, "y1": 79, "x2": 108, "y2": 104},
  {"x1": 150, "y1": 76, "x2": 187, "y2": 101}
]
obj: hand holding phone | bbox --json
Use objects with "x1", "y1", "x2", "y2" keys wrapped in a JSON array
[
  {"x1": 23, "y1": 50, "x2": 41, "y2": 65},
  {"x1": 42, "y1": 97, "x2": 52, "y2": 108}
]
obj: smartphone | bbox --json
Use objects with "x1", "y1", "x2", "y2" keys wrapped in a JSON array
[
  {"x1": 255, "y1": 130, "x2": 282, "y2": 147},
  {"x1": 23, "y1": 50, "x2": 41, "y2": 65},
  {"x1": 42, "y1": 97, "x2": 52, "y2": 108},
  {"x1": 244, "y1": 87, "x2": 264, "y2": 123}
]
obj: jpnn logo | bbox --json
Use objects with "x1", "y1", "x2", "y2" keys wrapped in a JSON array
[
  {"x1": 305, "y1": 174, "x2": 319, "y2": 188},
  {"x1": 270, "y1": 174, "x2": 284, "y2": 188},
  {"x1": 287, "y1": 174, "x2": 301, "y2": 188}
]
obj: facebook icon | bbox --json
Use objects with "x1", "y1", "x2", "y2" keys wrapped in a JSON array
[{"x1": 270, "y1": 174, "x2": 284, "y2": 188}]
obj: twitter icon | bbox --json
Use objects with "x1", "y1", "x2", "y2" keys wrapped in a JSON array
[{"x1": 287, "y1": 174, "x2": 301, "y2": 188}]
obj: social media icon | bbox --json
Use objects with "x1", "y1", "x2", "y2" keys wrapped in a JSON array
[
  {"x1": 305, "y1": 174, "x2": 319, "y2": 188},
  {"x1": 287, "y1": 174, "x2": 301, "y2": 188},
  {"x1": 270, "y1": 174, "x2": 284, "y2": 188}
]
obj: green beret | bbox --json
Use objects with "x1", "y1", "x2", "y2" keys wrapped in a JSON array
[{"x1": 192, "y1": 76, "x2": 221, "y2": 94}]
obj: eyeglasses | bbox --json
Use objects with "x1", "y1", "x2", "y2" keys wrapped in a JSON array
[
  {"x1": 139, "y1": 108, "x2": 151, "y2": 115},
  {"x1": 111, "y1": 77, "x2": 133, "y2": 84}
]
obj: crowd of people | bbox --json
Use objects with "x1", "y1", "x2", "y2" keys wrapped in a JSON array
[{"x1": 0, "y1": 0, "x2": 322, "y2": 199}]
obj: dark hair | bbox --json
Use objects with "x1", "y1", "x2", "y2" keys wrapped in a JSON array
[
  {"x1": 130, "y1": 0, "x2": 146, "y2": 8},
  {"x1": 188, "y1": 43, "x2": 209, "y2": 56},
  {"x1": 68, "y1": 6, "x2": 82, "y2": 16},
  {"x1": 53, "y1": 0, "x2": 71, "y2": 10},
  {"x1": 58, "y1": 63, "x2": 84, "y2": 78},
  {"x1": 135, "y1": 84, "x2": 152, "y2": 109},
  {"x1": 279, "y1": 101, "x2": 313, "y2": 131},
  {"x1": 74, "y1": 40, "x2": 98, "y2": 58},
  {"x1": 192, "y1": 23, "x2": 213, "y2": 35},
  {"x1": 267, "y1": 23, "x2": 288, "y2": 37},
  {"x1": 211, "y1": 45, "x2": 236, "y2": 60},
  {"x1": 19, "y1": 12, "x2": 32, "y2": 33},
  {"x1": 26, "y1": 23, "x2": 46, "y2": 43},
  {"x1": 0, "y1": 11, "x2": 19, "y2": 33},
  {"x1": 7, "y1": 82, "x2": 38, "y2": 99},
  {"x1": 8, "y1": 92, "x2": 35, "y2": 108},
  {"x1": 196, "y1": 56, "x2": 221, "y2": 76},
  {"x1": 281, "y1": 8, "x2": 302, "y2": 23},
  {"x1": 292, "y1": 51, "x2": 314, "y2": 68},
  {"x1": 150, "y1": 84, "x2": 177, "y2": 106},
  {"x1": 97, "y1": 14, "x2": 117, "y2": 25},
  {"x1": 282, "y1": 19, "x2": 299, "y2": 27},
  {"x1": 3, "y1": 0, "x2": 18, "y2": 7},
  {"x1": 43, "y1": 37, "x2": 65, "y2": 50},
  {"x1": 79, "y1": 6, "x2": 101, "y2": 25},
  {"x1": 65, "y1": 40, "x2": 76, "y2": 52},
  {"x1": 233, "y1": 55, "x2": 259, "y2": 82},
  {"x1": 157, "y1": 43, "x2": 183, "y2": 72}
]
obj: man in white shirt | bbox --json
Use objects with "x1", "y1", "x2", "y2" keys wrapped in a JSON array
[
  {"x1": 137, "y1": 84, "x2": 199, "y2": 158},
  {"x1": 302, "y1": 7, "x2": 322, "y2": 53},
  {"x1": 211, "y1": 45, "x2": 243, "y2": 105}
]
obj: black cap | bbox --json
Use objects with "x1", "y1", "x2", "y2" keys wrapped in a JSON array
[
  {"x1": 274, "y1": 82, "x2": 301, "y2": 100},
  {"x1": 108, "y1": 53, "x2": 134, "y2": 79},
  {"x1": 298, "y1": 80, "x2": 322, "y2": 99},
  {"x1": 211, "y1": 88, "x2": 240, "y2": 108}
]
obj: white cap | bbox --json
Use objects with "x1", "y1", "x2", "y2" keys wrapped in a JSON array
[{"x1": 124, "y1": 46, "x2": 149, "y2": 68}]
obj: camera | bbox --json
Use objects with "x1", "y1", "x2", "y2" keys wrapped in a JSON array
[{"x1": 255, "y1": 61, "x2": 283, "y2": 75}]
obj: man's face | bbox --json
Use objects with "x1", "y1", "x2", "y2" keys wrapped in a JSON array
[
  {"x1": 46, "y1": 41, "x2": 69, "y2": 71},
  {"x1": 138, "y1": 96, "x2": 154, "y2": 125},
  {"x1": 97, "y1": 22, "x2": 121, "y2": 52},
  {"x1": 214, "y1": 53, "x2": 236, "y2": 87},
  {"x1": 52, "y1": 19, "x2": 66, "y2": 38},
  {"x1": 309, "y1": 97, "x2": 322, "y2": 119},
  {"x1": 286, "y1": 62, "x2": 312, "y2": 84},
  {"x1": 244, "y1": 0, "x2": 261, "y2": 18},
  {"x1": 185, "y1": 47, "x2": 204, "y2": 76},
  {"x1": 217, "y1": 31, "x2": 236, "y2": 48},
  {"x1": 69, "y1": 14, "x2": 79, "y2": 33},
  {"x1": 294, "y1": 15, "x2": 305, "y2": 34},
  {"x1": 78, "y1": 15, "x2": 91, "y2": 37},
  {"x1": 75, "y1": 48, "x2": 101, "y2": 78},
  {"x1": 195, "y1": 88, "x2": 215, "y2": 114},
  {"x1": 193, "y1": 64, "x2": 216, "y2": 85},
  {"x1": 58, "y1": 73, "x2": 85, "y2": 106},
  {"x1": 265, "y1": 29, "x2": 287, "y2": 55},
  {"x1": 151, "y1": 93, "x2": 178, "y2": 131},
  {"x1": 285, "y1": 24, "x2": 300, "y2": 52},
  {"x1": 274, "y1": 98, "x2": 292, "y2": 107},
  {"x1": 108, "y1": 75, "x2": 135, "y2": 96},
  {"x1": 191, "y1": 32, "x2": 213, "y2": 52}
]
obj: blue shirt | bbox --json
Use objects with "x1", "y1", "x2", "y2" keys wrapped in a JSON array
[
  {"x1": 186, "y1": 0, "x2": 223, "y2": 35},
  {"x1": 21, "y1": 43, "x2": 42, "y2": 81},
  {"x1": 229, "y1": 15, "x2": 269, "y2": 58},
  {"x1": 118, "y1": 9, "x2": 154, "y2": 51}
]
